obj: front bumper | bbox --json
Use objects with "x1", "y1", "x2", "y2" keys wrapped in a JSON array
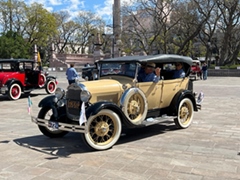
[
  {"x1": 0, "y1": 85, "x2": 8, "y2": 94},
  {"x1": 31, "y1": 116, "x2": 87, "y2": 133},
  {"x1": 195, "y1": 92, "x2": 204, "y2": 110}
]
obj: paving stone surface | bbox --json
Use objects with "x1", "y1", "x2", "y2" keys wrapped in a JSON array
[{"x1": 0, "y1": 73, "x2": 240, "y2": 180}]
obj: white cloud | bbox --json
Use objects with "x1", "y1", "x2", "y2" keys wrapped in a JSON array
[
  {"x1": 68, "y1": 0, "x2": 85, "y2": 10},
  {"x1": 94, "y1": 0, "x2": 135, "y2": 22},
  {"x1": 49, "y1": 0, "x2": 62, "y2": 6},
  {"x1": 24, "y1": 0, "x2": 133, "y2": 22}
]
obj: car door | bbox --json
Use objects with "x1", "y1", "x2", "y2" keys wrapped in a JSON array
[
  {"x1": 137, "y1": 80, "x2": 163, "y2": 109},
  {"x1": 160, "y1": 78, "x2": 189, "y2": 108}
]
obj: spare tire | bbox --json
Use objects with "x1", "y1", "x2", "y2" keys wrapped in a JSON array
[{"x1": 120, "y1": 88, "x2": 148, "y2": 125}]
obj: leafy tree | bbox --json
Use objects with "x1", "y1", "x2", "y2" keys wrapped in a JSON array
[
  {"x1": 0, "y1": 31, "x2": 31, "y2": 58},
  {"x1": 24, "y1": 3, "x2": 57, "y2": 47}
]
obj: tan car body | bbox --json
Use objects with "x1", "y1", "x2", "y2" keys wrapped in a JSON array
[
  {"x1": 32, "y1": 54, "x2": 202, "y2": 151},
  {"x1": 84, "y1": 76, "x2": 189, "y2": 110}
]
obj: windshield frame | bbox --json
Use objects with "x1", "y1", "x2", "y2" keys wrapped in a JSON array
[{"x1": 98, "y1": 61, "x2": 138, "y2": 78}]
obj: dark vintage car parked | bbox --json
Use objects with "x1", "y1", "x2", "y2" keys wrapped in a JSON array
[
  {"x1": 81, "y1": 65, "x2": 98, "y2": 81},
  {"x1": 31, "y1": 54, "x2": 203, "y2": 151},
  {"x1": 0, "y1": 59, "x2": 57, "y2": 100}
]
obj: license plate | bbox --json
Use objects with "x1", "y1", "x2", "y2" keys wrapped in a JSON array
[
  {"x1": 67, "y1": 100, "x2": 80, "y2": 109},
  {"x1": 48, "y1": 121, "x2": 59, "y2": 130}
]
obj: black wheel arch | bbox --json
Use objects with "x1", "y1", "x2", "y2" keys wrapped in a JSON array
[
  {"x1": 46, "y1": 76, "x2": 56, "y2": 81},
  {"x1": 168, "y1": 90, "x2": 198, "y2": 116},
  {"x1": 38, "y1": 95, "x2": 60, "y2": 120},
  {"x1": 6, "y1": 79, "x2": 24, "y2": 92},
  {"x1": 86, "y1": 101, "x2": 137, "y2": 128},
  {"x1": 45, "y1": 76, "x2": 56, "y2": 86},
  {"x1": 38, "y1": 95, "x2": 56, "y2": 107}
]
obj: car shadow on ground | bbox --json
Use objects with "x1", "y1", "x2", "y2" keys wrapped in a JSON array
[
  {"x1": 13, "y1": 121, "x2": 180, "y2": 158},
  {"x1": 0, "y1": 92, "x2": 47, "y2": 101}
]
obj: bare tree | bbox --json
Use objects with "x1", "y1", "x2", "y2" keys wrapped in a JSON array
[
  {"x1": 170, "y1": 0, "x2": 214, "y2": 56},
  {"x1": 122, "y1": 0, "x2": 213, "y2": 56},
  {"x1": 52, "y1": 11, "x2": 80, "y2": 53},
  {"x1": 216, "y1": 0, "x2": 240, "y2": 65},
  {"x1": 74, "y1": 11, "x2": 105, "y2": 54}
]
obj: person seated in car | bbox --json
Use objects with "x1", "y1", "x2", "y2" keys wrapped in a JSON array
[
  {"x1": 137, "y1": 62, "x2": 161, "y2": 83},
  {"x1": 172, "y1": 62, "x2": 185, "y2": 78}
]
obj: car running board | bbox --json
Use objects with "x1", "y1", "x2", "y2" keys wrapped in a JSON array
[{"x1": 141, "y1": 115, "x2": 177, "y2": 126}]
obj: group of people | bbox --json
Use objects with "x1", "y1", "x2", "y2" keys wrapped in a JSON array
[
  {"x1": 137, "y1": 62, "x2": 185, "y2": 83},
  {"x1": 66, "y1": 61, "x2": 205, "y2": 85}
]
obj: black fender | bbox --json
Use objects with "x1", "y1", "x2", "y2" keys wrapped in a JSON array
[
  {"x1": 38, "y1": 95, "x2": 59, "y2": 120},
  {"x1": 46, "y1": 76, "x2": 56, "y2": 81},
  {"x1": 45, "y1": 76, "x2": 57, "y2": 86},
  {"x1": 86, "y1": 101, "x2": 137, "y2": 128},
  {"x1": 168, "y1": 90, "x2": 198, "y2": 116},
  {"x1": 5, "y1": 79, "x2": 24, "y2": 91},
  {"x1": 38, "y1": 95, "x2": 56, "y2": 107}
]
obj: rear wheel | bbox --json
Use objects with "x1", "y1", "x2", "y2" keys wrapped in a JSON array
[
  {"x1": 81, "y1": 109, "x2": 122, "y2": 150},
  {"x1": 38, "y1": 106, "x2": 68, "y2": 138},
  {"x1": 174, "y1": 98, "x2": 194, "y2": 129},
  {"x1": 39, "y1": 74, "x2": 46, "y2": 88},
  {"x1": 8, "y1": 83, "x2": 22, "y2": 100},
  {"x1": 45, "y1": 80, "x2": 57, "y2": 94}
]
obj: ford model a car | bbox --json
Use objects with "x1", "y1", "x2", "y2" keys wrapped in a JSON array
[
  {"x1": 0, "y1": 59, "x2": 57, "y2": 100},
  {"x1": 31, "y1": 54, "x2": 203, "y2": 151}
]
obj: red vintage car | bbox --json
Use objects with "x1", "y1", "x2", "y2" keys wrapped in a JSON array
[
  {"x1": 0, "y1": 59, "x2": 57, "y2": 100},
  {"x1": 190, "y1": 60, "x2": 202, "y2": 80}
]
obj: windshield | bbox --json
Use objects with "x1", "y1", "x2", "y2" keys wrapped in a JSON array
[{"x1": 100, "y1": 62, "x2": 137, "y2": 78}]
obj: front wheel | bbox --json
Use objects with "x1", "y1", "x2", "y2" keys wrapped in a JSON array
[
  {"x1": 8, "y1": 83, "x2": 22, "y2": 100},
  {"x1": 38, "y1": 106, "x2": 68, "y2": 138},
  {"x1": 81, "y1": 109, "x2": 122, "y2": 151},
  {"x1": 45, "y1": 80, "x2": 57, "y2": 94},
  {"x1": 174, "y1": 98, "x2": 194, "y2": 129}
]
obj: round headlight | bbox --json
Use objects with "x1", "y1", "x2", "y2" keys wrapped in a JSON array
[
  {"x1": 55, "y1": 87, "x2": 65, "y2": 100},
  {"x1": 80, "y1": 90, "x2": 91, "y2": 102}
]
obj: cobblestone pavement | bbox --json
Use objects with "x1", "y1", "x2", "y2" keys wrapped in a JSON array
[{"x1": 0, "y1": 74, "x2": 240, "y2": 180}]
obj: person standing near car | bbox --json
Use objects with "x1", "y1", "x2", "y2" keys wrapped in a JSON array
[
  {"x1": 66, "y1": 63, "x2": 79, "y2": 85},
  {"x1": 202, "y1": 62, "x2": 208, "y2": 80}
]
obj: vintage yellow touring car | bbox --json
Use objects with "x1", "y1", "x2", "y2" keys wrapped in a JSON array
[{"x1": 31, "y1": 54, "x2": 203, "y2": 151}]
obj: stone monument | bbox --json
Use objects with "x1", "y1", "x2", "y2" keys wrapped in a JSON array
[{"x1": 113, "y1": 0, "x2": 122, "y2": 58}]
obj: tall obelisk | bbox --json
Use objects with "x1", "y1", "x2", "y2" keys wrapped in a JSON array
[{"x1": 113, "y1": 0, "x2": 122, "y2": 57}]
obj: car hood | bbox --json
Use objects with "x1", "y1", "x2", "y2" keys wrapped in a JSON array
[{"x1": 81, "y1": 79, "x2": 124, "y2": 104}]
